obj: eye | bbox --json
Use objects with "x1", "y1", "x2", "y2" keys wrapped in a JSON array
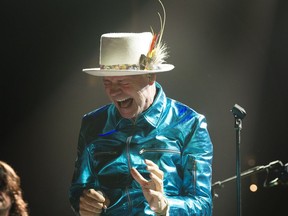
[
  {"x1": 119, "y1": 80, "x2": 130, "y2": 86},
  {"x1": 103, "y1": 80, "x2": 112, "y2": 87},
  {"x1": 121, "y1": 82, "x2": 129, "y2": 86}
]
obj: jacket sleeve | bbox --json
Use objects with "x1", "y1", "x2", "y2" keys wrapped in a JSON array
[
  {"x1": 167, "y1": 114, "x2": 213, "y2": 216},
  {"x1": 69, "y1": 107, "x2": 109, "y2": 214},
  {"x1": 69, "y1": 118, "x2": 96, "y2": 214}
]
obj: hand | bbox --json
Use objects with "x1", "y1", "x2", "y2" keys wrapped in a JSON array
[
  {"x1": 79, "y1": 189, "x2": 110, "y2": 216},
  {"x1": 131, "y1": 159, "x2": 168, "y2": 214}
]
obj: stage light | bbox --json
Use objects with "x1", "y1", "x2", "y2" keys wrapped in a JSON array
[
  {"x1": 249, "y1": 173, "x2": 258, "y2": 192},
  {"x1": 249, "y1": 183, "x2": 258, "y2": 192}
]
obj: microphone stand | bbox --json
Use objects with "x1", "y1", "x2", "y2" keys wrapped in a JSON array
[
  {"x1": 231, "y1": 104, "x2": 246, "y2": 216},
  {"x1": 212, "y1": 160, "x2": 285, "y2": 195}
]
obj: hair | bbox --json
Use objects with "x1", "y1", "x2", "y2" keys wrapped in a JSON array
[{"x1": 0, "y1": 161, "x2": 29, "y2": 216}]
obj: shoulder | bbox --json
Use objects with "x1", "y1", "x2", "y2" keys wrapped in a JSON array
[
  {"x1": 83, "y1": 104, "x2": 111, "y2": 120},
  {"x1": 80, "y1": 104, "x2": 113, "y2": 130},
  {"x1": 167, "y1": 98, "x2": 200, "y2": 117},
  {"x1": 166, "y1": 98, "x2": 207, "y2": 126},
  {"x1": 79, "y1": 104, "x2": 114, "y2": 137}
]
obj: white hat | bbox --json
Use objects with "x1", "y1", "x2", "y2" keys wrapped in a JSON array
[
  {"x1": 82, "y1": 0, "x2": 174, "y2": 76},
  {"x1": 83, "y1": 32, "x2": 174, "y2": 76}
]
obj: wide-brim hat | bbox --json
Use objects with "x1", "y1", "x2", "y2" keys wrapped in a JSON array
[
  {"x1": 83, "y1": 65, "x2": 174, "y2": 76},
  {"x1": 83, "y1": 32, "x2": 174, "y2": 76}
]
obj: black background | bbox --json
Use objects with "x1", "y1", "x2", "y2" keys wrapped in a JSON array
[{"x1": 1, "y1": 0, "x2": 287, "y2": 215}]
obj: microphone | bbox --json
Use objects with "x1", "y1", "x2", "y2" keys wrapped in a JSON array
[
  {"x1": 231, "y1": 104, "x2": 247, "y2": 120},
  {"x1": 281, "y1": 163, "x2": 288, "y2": 186}
]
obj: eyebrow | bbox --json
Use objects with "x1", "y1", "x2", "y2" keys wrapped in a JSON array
[{"x1": 103, "y1": 78, "x2": 130, "y2": 83}]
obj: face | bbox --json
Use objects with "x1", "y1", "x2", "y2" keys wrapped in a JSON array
[
  {"x1": 103, "y1": 74, "x2": 156, "y2": 119},
  {"x1": 0, "y1": 190, "x2": 12, "y2": 214}
]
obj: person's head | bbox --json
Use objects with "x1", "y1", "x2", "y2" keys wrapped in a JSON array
[
  {"x1": 103, "y1": 73, "x2": 157, "y2": 120},
  {"x1": 0, "y1": 161, "x2": 28, "y2": 216},
  {"x1": 83, "y1": 31, "x2": 173, "y2": 120},
  {"x1": 82, "y1": 1, "x2": 173, "y2": 117}
]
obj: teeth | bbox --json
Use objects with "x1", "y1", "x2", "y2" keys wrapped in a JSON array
[{"x1": 117, "y1": 98, "x2": 130, "y2": 102}]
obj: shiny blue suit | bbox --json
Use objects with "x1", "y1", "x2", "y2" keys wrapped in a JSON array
[{"x1": 69, "y1": 82, "x2": 213, "y2": 215}]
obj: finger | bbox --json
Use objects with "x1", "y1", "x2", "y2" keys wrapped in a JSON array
[
  {"x1": 144, "y1": 159, "x2": 158, "y2": 167},
  {"x1": 80, "y1": 189, "x2": 107, "y2": 214},
  {"x1": 145, "y1": 160, "x2": 164, "y2": 180},
  {"x1": 79, "y1": 207, "x2": 102, "y2": 216},
  {"x1": 146, "y1": 166, "x2": 164, "y2": 180},
  {"x1": 103, "y1": 196, "x2": 110, "y2": 210},
  {"x1": 79, "y1": 202, "x2": 103, "y2": 215},
  {"x1": 131, "y1": 167, "x2": 149, "y2": 186},
  {"x1": 79, "y1": 205, "x2": 103, "y2": 214},
  {"x1": 79, "y1": 195, "x2": 104, "y2": 211},
  {"x1": 84, "y1": 189, "x2": 106, "y2": 203}
]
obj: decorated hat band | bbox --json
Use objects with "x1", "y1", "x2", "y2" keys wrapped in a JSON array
[{"x1": 100, "y1": 54, "x2": 165, "y2": 70}]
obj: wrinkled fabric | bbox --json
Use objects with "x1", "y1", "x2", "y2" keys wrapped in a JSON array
[{"x1": 69, "y1": 82, "x2": 213, "y2": 215}]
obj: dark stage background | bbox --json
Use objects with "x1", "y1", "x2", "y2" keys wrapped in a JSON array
[{"x1": 1, "y1": 0, "x2": 287, "y2": 215}]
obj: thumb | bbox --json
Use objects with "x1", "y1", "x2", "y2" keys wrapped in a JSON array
[{"x1": 95, "y1": 190, "x2": 110, "y2": 209}]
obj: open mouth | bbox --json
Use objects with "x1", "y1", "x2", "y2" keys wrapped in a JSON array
[{"x1": 117, "y1": 98, "x2": 133, "y2": 108}]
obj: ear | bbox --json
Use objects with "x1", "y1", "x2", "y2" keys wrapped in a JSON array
[{"x1": 148, "y1": 74, "x2": 156, "y2": 85}]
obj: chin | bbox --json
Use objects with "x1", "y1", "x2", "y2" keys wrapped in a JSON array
[
  {"x1": 119, "y1": 111, "x2": 138, "y2": 120},
  {"x1": 120, "y1": 114, "x2": 135, "y2": 119}
]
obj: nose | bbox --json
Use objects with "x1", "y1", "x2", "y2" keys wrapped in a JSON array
[{"x1": 108, "y1": 83, "x2": 122, "y2": 97}]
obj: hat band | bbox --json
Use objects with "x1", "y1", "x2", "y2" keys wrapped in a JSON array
[
  {"x1": 100, "y1": 54, "x2": 156, "y2": 71},
  {"x1": 100, "y1": 64, "x2": 140, "y2": 70}
]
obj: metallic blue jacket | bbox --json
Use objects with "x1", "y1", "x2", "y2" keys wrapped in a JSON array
[{"x1": 69, "y1": 82, "x2": 213, "y2": 215}]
